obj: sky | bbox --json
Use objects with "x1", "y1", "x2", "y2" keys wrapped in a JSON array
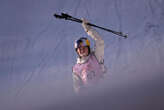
[{"x1": 0, "y1": 0, "x2": 164, "y2": 110}]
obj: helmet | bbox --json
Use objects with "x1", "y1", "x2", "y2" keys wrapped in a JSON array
[{"x1": 74, "y1": 37, "x2": 90, "y2": 49}]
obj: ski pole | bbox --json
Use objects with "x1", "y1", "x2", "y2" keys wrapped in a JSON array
[{"x1": 54, "y1": 13, "x2": 127, "y2": 38}]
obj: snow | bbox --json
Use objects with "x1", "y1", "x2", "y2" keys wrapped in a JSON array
[{"x1": 0, "y1": 0, "x2": 164, "y2": 110}]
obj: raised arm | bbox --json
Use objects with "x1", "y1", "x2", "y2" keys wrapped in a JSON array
[{"x1": 82, "y1": 18, "x2": 104, "y2": 64}]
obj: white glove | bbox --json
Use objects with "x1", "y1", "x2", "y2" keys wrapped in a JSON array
[{"x1": 82, "y1": 18, "x2": 92, "y2": 32}]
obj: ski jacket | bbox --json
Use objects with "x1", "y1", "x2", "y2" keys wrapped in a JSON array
[{"x1": 72, "y1": 28, "x2": 106, "y2": 93}]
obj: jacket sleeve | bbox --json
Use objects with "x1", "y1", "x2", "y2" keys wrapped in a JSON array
[
  {"x1": 72, "y1": 72, "x2": 84, "y2": 93},
  {"x1": 87, "y1": 28, "x2": 104, "y2": 64}
]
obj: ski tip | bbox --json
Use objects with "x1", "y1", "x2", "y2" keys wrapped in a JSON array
[
  {"x1": 53, "y1": 13, "x2": 63, "y2": 19},
  {"x1": 123, "y1": 34, "x2": 128, "y2": 39},
  {"x1": 124, "y1": 35, "x2": 128, "y2": 38},
  {"x1": 53, "y1": 13, "x2": 58, "y2": 17}
]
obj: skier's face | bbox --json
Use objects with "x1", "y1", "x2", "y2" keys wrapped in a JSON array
[{"x1": 77, "y1": 43, "x2": 89, "y2": 57}]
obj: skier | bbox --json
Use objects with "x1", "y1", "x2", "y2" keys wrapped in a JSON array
[{"x1": 72, "y1": 18, "x2": 106, "y2": 93}]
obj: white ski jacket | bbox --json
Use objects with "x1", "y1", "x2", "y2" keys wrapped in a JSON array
[
  {"x1": 76, "y1": 28, "x2": 105, "y2": 69},
  {"x1": 72, "y1": 28, "x2": 106, "y2": 93}
]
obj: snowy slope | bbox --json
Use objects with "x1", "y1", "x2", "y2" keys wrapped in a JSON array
[{"x1": 0, "y1": 0, "x2": 164, "y2": 110}]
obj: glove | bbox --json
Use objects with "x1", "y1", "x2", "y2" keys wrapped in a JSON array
[{"x1": 82, "y1": 18, "x2": 91, "y2": 32}]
